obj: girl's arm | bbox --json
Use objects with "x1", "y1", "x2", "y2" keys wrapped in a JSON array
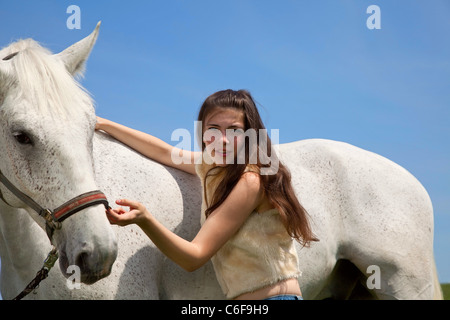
[
  {"x1": 96, "y1": 117, "x2": 199, "y2": 175},
  {"x1": 106, "y1": 172, "x2": 263, "y2": 272}
]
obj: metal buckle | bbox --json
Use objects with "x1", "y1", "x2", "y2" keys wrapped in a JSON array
[
  {"x1": 40, "y1": 209, "x2": 62, "y2": 230},
  {"x1": 43, "y1": 247, "x2": 59, "y2": 270}
]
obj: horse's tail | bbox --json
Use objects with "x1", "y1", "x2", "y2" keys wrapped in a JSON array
[{"x1": 432, "y1": 254, "x2": 443, "y2": 300}]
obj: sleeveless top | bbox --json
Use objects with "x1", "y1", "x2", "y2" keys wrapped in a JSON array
[{"x1": 195, "y1": 163, "x2": 301, "y2": 299}]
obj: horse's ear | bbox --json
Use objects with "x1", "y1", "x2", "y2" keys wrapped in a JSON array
[{"x1": 56, "y1": 21, "x2": 101, "y2": 77}]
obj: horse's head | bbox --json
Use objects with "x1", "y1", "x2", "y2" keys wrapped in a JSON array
[{"x1": 0, "y1": 22, "x2": 117, "y2": 284}]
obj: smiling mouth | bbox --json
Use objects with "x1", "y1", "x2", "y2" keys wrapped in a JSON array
[{"x1": 215, "y1": 150, "x2": 230, "y2": 156}]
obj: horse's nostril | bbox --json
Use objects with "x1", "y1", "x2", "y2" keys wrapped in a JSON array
[
  {"x1": 73, "y1": 247, "x2": 114, "y2": 284},
  {"x1": 75, "y1": 251, "x2": 89, "y2": 272}
]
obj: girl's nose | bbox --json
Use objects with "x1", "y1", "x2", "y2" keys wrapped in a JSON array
[{"x1": 221, "y1": 131, "x2": 230, "y2": 144}]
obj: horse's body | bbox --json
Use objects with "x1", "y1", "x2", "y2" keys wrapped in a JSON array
[{"x1": 0, "y1": 24, "x2": 442, "y2": 300}]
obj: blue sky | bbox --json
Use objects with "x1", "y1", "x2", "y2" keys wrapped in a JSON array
[{"x1": 0, "y1": 0, "x2": 449, "y2": 298}]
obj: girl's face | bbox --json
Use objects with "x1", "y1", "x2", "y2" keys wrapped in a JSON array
[{"x1": 203, "y1": 107, "x2": 246, "y2": 166}]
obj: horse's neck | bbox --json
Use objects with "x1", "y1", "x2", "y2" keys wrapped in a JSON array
[{"x1": 0, "y1": 202, "x2": 52, "y2": 296}]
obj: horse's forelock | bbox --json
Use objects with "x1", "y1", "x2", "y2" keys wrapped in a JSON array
[{"x1": 1, "y1": 39, "x2": 94, "y2": 119}]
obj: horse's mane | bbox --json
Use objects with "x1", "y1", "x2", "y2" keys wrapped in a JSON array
[{"x1": 0, "y1": 39, "x2": 93, "y2": 118}]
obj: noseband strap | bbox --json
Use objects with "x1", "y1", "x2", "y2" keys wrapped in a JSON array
[
  {"x1": 0, "y1": 170, "x2": 109, "y2": 241},
  {"x1": 53, "y1": 190, "x2": 109, "y2": 222}
]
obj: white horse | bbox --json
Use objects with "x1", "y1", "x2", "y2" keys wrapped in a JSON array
[{"x1": 0, "y1": 23, "x2": 442, "y2": 300}]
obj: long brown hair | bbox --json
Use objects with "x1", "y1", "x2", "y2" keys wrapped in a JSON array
[{"x1": 197, "y1": 89, "x2": 318, "y2": 247}]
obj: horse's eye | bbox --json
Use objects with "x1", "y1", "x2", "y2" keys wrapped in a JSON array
[{"x1": 13, "y1": 132, "x2": 33, "y2": 145}]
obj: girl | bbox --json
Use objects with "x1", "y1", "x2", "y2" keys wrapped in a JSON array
[{"x1": 96, "y1": 89, "x2": 318, "y2": 300}]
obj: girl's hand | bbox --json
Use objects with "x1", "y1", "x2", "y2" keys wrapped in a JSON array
[
  {"x1": 95, "y1": 116, "x2": 106, "y2": 130},
  {"x1": 106, "y1": 199, "x2": 151, "y2": 227}
]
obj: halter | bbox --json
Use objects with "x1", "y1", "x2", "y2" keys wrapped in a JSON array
[
  {"x1": 0, "y1": 170, "x2": 111, "y2": 300},
  {"x1": 0, "y1": 170, "x2": 110, "y2": 241}
]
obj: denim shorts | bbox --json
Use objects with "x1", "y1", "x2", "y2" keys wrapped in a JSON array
[{"x1": 264, "y1": 295, "x2": 303, "y2": 300}]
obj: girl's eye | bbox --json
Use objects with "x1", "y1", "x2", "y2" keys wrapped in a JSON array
[
  {"x1": 204, "y1": 128, "x2": 220, "y2": 137},
  {"x1": 13, "y1": 132, "x2": 33, "y2": 145},
  {"x1": 226, "y1": 128, "x2": 245, "y2": 136}
]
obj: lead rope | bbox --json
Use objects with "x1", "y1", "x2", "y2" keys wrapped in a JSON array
[
  {"x1": 0, "y1": 170, "x2": 109, "y2": 300},
  {"x1": 12, "y1": 247, "x2": 59, "y2": 300}
]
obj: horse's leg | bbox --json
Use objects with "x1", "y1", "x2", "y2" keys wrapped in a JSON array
[
  {"x1": 339, "y1": 144, "x2": 437, "y2": 300},
  {"x1": 348, "y1": 249, "x2": 436, "y2": 300}
]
